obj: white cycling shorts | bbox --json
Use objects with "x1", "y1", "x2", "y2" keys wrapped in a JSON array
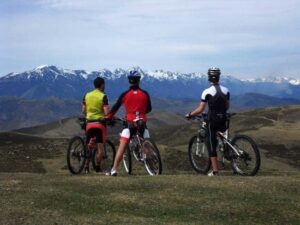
[{"x1": 120, "y1": 128, "x2": 150, "y2": 142}]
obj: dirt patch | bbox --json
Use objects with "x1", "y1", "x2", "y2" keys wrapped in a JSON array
[
  {"x1": 232, "y1": 116, "x2": 274, "y2": 133},
  {"x1": 0, "y1": 133, "x2": 67, "y2": 173},
  {"x1": 163, "y1": 148, "x2": 192, "y2": 173},
  {"x1": 260, "y1": 144, "x2": 300, "y2": 168}
]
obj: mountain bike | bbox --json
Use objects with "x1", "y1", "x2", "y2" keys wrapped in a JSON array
[
  {"x1": 188, "y1": 113, "x2": 260, "y2": 176},
  {"x1": 67, "y1": 118, "x2": 116, "y2": 174},
  {"x1": 117, "y1": 115, "x2": 162, "y2": 176}
]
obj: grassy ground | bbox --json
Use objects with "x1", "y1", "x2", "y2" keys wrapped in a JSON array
[
  {"x1": 0, "y1": 172, "x2": 299, "y2": 225},
  {"x1": 0, "y1": 136, "x2": 299, "y2": 225},
  {"x1": 0, "y1": 106, "x2": 300, "y2": 224}
]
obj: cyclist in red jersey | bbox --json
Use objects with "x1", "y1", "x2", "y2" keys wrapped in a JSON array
[{"x1": 106, "y1": 70, "x2": 152, "y2": 176}]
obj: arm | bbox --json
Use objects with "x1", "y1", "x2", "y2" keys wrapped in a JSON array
[
  {"x1": 103, "y1": 95, "x2": 110, "y2": 116},
  {"x1": 82, "y1": 95, "x2": 86, "y2": 115},
  {"x1": 144, "y1": 91, "x2": 152, "y2": 113},
  {"x1": 107, "y1": 92, "x2": 126, "y2": 118},
  {"x1": 226, "y1": 92, "x2": 230, "y2": 110},
  {"x1": 186, "y1": 89, "x2": 207, "y2": 118},
  {"x1": 190, "y1": 101, "x2": 206, "y2": 117}
]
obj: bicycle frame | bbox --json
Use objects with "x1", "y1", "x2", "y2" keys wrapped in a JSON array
[
  {"x1": 217, "y1": 131, "x2": 242, "y2": 157},
  {"x1": 129, "y1": 121, "x2": 147, "y2": 161},
  {"x1": 194, "y1": 113, "x2": 241, "y2": 157}
]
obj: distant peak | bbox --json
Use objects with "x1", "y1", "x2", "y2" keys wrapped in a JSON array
[
  {"x1": 35, "y1": 65, "x2": 49, "y2": 70},
  {"x1": 127, "y1": 66, "x2": 146, "y2": 76},
  {"x1": 34, "y1": 65, "x2": 60, "y2": 72}
]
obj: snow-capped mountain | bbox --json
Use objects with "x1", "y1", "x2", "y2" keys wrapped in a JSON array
[{"x1": 0, "y1": 65, "x2": 299, "y2": 100}]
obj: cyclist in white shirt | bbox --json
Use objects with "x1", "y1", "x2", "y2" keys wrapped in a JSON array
[{"x1": 186, "y1": 67, "x2": 230, "y2": 176}]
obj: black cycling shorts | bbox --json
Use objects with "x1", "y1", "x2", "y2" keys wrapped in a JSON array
[{"x1": 86, "y1": 128, "x2": 103, "y2": 144}]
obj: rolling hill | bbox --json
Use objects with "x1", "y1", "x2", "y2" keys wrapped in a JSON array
[
  {"x1": 0, "y1": 106, "x2": 299, "y2": 224},
  {"x1": 1, "y1": 94, "x2": 299, "y2": 132}
]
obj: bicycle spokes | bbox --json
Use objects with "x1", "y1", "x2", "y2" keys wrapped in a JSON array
[
  {"x1": 143, "y1": 139, "x2": 162, "y2": 175},
  {"x1": 230, "y1": 135, "x2": 260, "y2": 176}
]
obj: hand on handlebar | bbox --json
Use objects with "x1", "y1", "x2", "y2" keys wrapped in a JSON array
[
  {"x1": 105, "y1": 118, "x2": 116, "y2": 126},
  {"x1": 185, "y1": 112, "x2": 194, "y2": 120}
]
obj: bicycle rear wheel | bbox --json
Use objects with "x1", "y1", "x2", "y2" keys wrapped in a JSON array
[
  {"x1": 103, "y1": 140, "x2": 116, "y2": 172},
  {"x1": 67, "y1": 136, "x2": 86, "y2": 174},
  {"x1": 122, "y1": 146, "x2": 132, "y2": 174},
  {"x1": 230, "y1": 135, "x2": 261, "y2": 176},
  {"x1": 143, "y1": 138, "x2": 162, "y2": 175},
  {"x1": 188, "y1": 135, "x2": 211, "y2": 174},
  {"x1": 92, "y1": 140, "x2": 116, "y2": 172}
]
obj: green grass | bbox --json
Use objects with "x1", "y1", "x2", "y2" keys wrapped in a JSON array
[{"x1": 0, "y1": 173, "x2": 299, "y2": 225}]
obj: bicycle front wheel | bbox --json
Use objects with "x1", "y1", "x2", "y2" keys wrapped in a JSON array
[
  {"x1": 67, "y1": 136, "x2": 86, "y2": 174},
  {"x1": 143, "y1": 138, "x2": 162, "y2": 175},
  {"x1": 230, "y1": 135, "x2": 261, "y2": 176},
  {"x1": 122, "y1": 146, "x2": 132, "y2": 174},
  {"x1": 188, "y1": 135, "x2": 211, "y2": 174}
]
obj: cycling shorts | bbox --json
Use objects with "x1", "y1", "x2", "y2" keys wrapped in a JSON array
[
  {"x1": 86, "y1": 122, "x2": 106, "y2": 144},
  {"x1": 120, "y1": 122, "x2": 150, "y2": 142}
]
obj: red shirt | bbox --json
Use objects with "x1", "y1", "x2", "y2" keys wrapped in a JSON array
[{"x1": 108, "y1": 86, "x2": 152, "y2": 122}]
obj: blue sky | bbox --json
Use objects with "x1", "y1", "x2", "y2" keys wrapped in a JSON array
[{"x1": 1, "y1": 0, "x2": 300, "y2": 78}]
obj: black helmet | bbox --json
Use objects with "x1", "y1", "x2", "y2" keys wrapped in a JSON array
[
  {"x1": 128, "y1": 70, "x2": 141, "y2": 84},
  {"x1": 208, "y1": 67, "x2": 221, "y2": 82},
  {"x1": 94, "y1": 77, "x2": 105, "y2": 88}
]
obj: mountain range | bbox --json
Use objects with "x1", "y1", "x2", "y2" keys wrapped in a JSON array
[
  {"x1": 0, "y1": 65, "x2": 299, "y2": 131},
  {"x1": 1, "y1": 65, "x2": 300, "y2": 100}
]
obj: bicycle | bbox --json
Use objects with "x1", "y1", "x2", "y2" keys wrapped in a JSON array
[
  {"x1": 116, "y1": 114, "x2": 162, "y2": 176},
  {"x1": 67, "y1": 118, "x2": 116, "y2": 174},
  {"x1": 188, "y1": 113, "x2": 260, "y2": 176}
]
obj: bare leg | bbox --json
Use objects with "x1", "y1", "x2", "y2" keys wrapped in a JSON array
[
  {"x1": 112, "y1": 141, "x2": 128, "y2": 170},
  {"x1": 95, "y1": 143, "x2": 104, "y2": 167},
  {"x1": 211, "y1": 157, "x2": 219, "y2": 172}
]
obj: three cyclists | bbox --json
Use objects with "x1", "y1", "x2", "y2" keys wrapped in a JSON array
[{"x1": 79, "y1": 67, "x2": 259, "y2": 176}]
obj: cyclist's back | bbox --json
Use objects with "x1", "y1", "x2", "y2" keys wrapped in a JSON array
[
  {"x1": 106, "y1": 70, "x2": 152, "y2": 176},
  {"x1": 202, "y1": 84, "x2": 229, "y2": 130},
  {"x1": 110, "y1": 85, "x2": 151, "y2": 122},
  {"x1": 186, "y1": 67, "x2": 230, "y2": 176},
  {"x1": 82, "y1": 77, "x2": 109, "y2": 173},
  {"x1": 84, "y1": 88, "x2": 107, "y2": 121}
]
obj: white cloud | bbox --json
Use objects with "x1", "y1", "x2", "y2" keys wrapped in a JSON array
[
  {"x1": 166, "y1": 44, "x2": 218, "y2": 54},
  {"x1": 0, "y1": 0, "x2": 300, "y2": 78}
]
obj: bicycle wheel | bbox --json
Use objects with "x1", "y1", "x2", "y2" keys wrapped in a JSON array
[
  {"x1": 188, "y1": 135, "x2": 211, "y2": 174},
  {"x1": 67, "y1": 136, "x2": 86, "y2": 174},
  {"x1": 122, "y1": 146, "x2": 132, "y2": 174},
  {"x1": 230, "y1": 135, "x2": 261, "y2": 176},
  {"x1": 143, "y1": 138, "x2": 162, "y2": 175},
  {"x1": 92, "y1": 140, "x2": 116, "y2": 172}
]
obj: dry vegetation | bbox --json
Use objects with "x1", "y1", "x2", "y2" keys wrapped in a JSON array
[{"x1": 0, "y1": 106, "x2": 299, "y2": 224}]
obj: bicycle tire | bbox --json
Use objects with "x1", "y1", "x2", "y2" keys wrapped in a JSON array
[
  {"x1": 188, "y1": 135, "x2": 211, "y2": 174},
  {"x1": 122, "y1": 145, "x2": 132, "y2": 174},
  {"x1": 67, "y1": 136, "x2": 86, "y2": 174},
  {"x1": 143, "y1": 138, "x2": 162, "y2": 175},
  {"x1": 92, "y1": 140, "x2": 116, "y2": 172},
  {"x1": 230, "y1": 135, "x2": 261, "y2": 176}
]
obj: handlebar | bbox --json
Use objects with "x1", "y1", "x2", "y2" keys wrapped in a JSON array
[
  {"x1": 77, "y1": 117, "x2": 121, "y2": 127},
  {"x1": 188, "y1": 113, "x2": 237, "y2": 121}
]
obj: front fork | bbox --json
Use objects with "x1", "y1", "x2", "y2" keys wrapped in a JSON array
[{"x1": 195, "y1": 136, "x2": 206, "y2": 157}]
